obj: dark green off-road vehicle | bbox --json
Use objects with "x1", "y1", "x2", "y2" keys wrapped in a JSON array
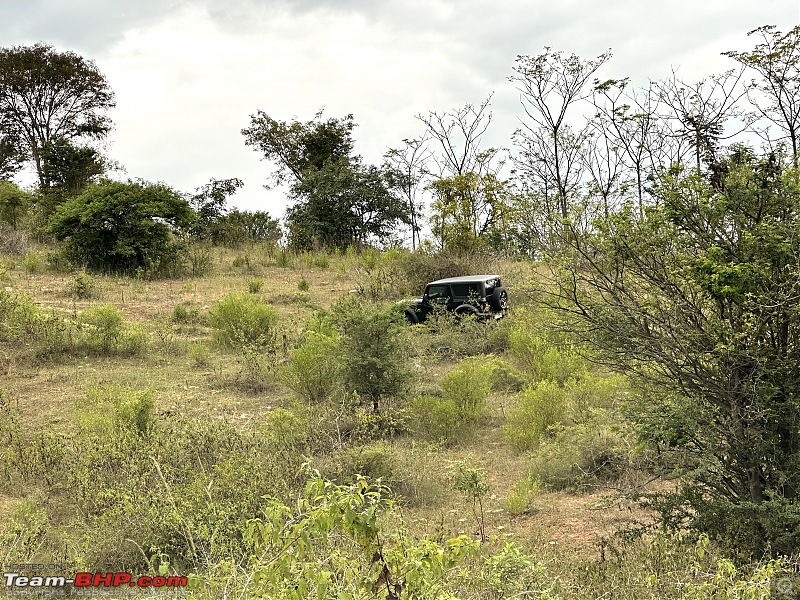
[{"x1": 401, "y1": 275, "x2": 509, "y2": 324}]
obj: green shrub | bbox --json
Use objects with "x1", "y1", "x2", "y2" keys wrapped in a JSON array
[
  {"x1": 208, "y1": 292, "x2": 277, "y2": 349},
  {"x1": 440, "y1": 357, "x2": 497, "y2": 423},
  {"x1": 22, "y1": 252, "x2": 42, "y2": 274},
  {"x1": 67, "y1": 271, "x2": 97, "y2": 299},
  {"x1": 281, "y1": 330, "x2": 341, "y2": 403},
  {"x1": 330, "y1": 299, "x2": 409, "y2": 412},
  {"x1": 187, "y1": 341, "x2": 211, "y2": 367},
  {"x1": 313, "y1": 253, "x2": 330, "y2": 269},
  {"x1": 411, "y1": 395, "x2": 460, "y2": 444},
  {"x1": 247, "y1": 278, "x2": 264, "y2": 294},
  {"x1": 48, "y1": 180, "x2": 194, "y2": 275},
  {"x1": 527, "y1": 414, "x2": 626, "y2": 491},
  {"x1": 504, "y1": 472, "x2": 541, "y2": 516},
  {"x1": 504, "y1": 380, "x2": 569, "y2": 451},
  {"x1": 77, "y1": 305, "x2": 148, "y2": 356},
  {"x1": 298, "y1": 277, "x2": 309, "y2": 291}
]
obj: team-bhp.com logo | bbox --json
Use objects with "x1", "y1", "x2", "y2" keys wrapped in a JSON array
[{"x1": 4, "y1": 571, "x2": 187, "y2": 589}]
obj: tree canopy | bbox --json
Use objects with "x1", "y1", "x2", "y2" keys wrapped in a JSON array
[
  {"x1": 49, "y1": 180, "x2": 193, "y2": 273},
  {"x1": 551, "y1": 148, "x2": 800, "y2": 556},
  {"x1": 242, "y1": 111, "x2": 408, "y2": 250},
  {"x1": 0, "y1": 43, "x2": 114, "y2": 191}
]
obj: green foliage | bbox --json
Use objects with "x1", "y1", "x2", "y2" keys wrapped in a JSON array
[
  {"x1": 440, "y1": 357, "x2": 496, "y2": 422},
  {"x1": 242, "y1": 110, "x2": 408, "y2": 250},
  {"x1": 207, "y1": 292, "x2": 277, "y2": 349},
  {"x1": 247, "y1": 278, "x2": 263, "y2": 294},
  {"x1": 22, "y1": 251, "x2": 42, "y2": 274},
  {"x1": 0, "y1": 43, "x2": 114, "y2": 191},
  {"x1": 451, "y1": 459, "x2": 490, "y2": 541},
  {"x1": 526, "y1": 414, "x2": 627, "y2": 491},
  {"x1": 429, "y1": 171, "x2": 511, "y2": 253},
  {"x1": 504, "y1": 472, "x2": 542, "y2": 516},
  {"x1": 0, "y1": 180, "x2": 33, "y2": 227},
  {"x1": 187, "y1": 341, "x2": 211, "y2": 367},
  {"x1": 192, "y1": 474, "x2": 479, "y2": 599},
  {"x1": 331, "y1": 299, "x2": 409, "y2": 411},
  {"x1": 67, "y1": 270, "x2": 96, "y2": 299},
  {"x1": 411, "y1": 395, "x2": 461, "y2": 445},
  {"x1": 504, "y1": 380, "x2": 569, "y2": 451},
  {"x1": 77, "y1": 304, "x2": 148, "y2": 356},
  {"x1": 48, "y1": 179, "x2": 193, "y2": 274},
  {"x1": 281, "y1": 328, "x2": 341, "y2": 403},
  {"x1": 554, "y1": 154, "x2": 800, "y2": 555},
  {"x1": 297, "y1": 276, "x2": 309, "y2": 291}
]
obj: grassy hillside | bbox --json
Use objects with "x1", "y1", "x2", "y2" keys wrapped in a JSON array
[{"x1": 1, "y1": 243, "x2": 797, "y2": 599}]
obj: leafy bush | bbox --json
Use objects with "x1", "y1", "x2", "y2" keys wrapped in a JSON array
[
  {"x1": 207, "y1": 292, "x2": 277, "y2": 349},
  {"x1": 67, "y1": 271, "x2": 97, "y2": 299},
  {"x1": 77, "y1": 304, "x2": 148, "y2": 356},
  {"x1": 281, "y1": 329, "x2": 341, "y2": 404},
  {"x1": 527, "y1": 413, "x2": 627, "y2": 491},
  {"x1": 440, "y1": 357, "x2": 496, "y2": 423},
  {"x1": 504, "y1": 472, "x2": 542, "y2": 516},
  {"x1": 187, "y1": 341, "x2": 211, "y2": 367},
  {"x1": 48, "y1": 179, "x2": 194, "y2": 274},
  {"x1": 247, "y1": 278, "x2": 263, "y2": 293},
  {"x1": 504, "y1": 380, "x2": 569, "y2": 451},
  {"x1": 411, "y1": 395, "x2": 461, "y2": 444},
  {"x1": 330, "y1": 299, "x2": 409, "y2": 412}
]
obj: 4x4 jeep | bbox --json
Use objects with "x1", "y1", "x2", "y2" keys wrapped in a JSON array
[{"x1": 402, "y1": 275, "x2": 509, "y2": 324}]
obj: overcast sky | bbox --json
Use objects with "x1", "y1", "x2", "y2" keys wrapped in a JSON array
[{"x1": 4, "y1": 0, "x2": 799, "y2": 217}]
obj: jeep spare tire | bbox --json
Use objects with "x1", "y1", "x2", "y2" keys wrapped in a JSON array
[
  {"x1": 490, "y1": 287, "x2": 508, "y2": 311},
  {"x1": 454, "y1": 304, "x2": 479, "y2": 317}
]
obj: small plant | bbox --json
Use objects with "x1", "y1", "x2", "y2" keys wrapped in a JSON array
[
  {"x1": 248, "y1": 278, "x2": 264, "y2": 294},
  {"x1": 22, "y1": 252, "x2": 42, "y2": 274},
  {"x1": 451, "y1": 459, "x2": 490, "y2": 541},
  {"x1": 275, "y1": 249, "x2": 291, "y2": 268},
  {"x1": 67, "y1": 271, "x2": 97, "y2": 299},
  {"x1": 504, "y1": 472, "x2": 541, "y2": 516},
  {"x1": 313, "y1": 253, "x2": 330, "y2": 269},
  {"x1": 187, "y1": 341, "x2": 211, "y2": 367},
  {"x1": 298, "y1": 277, "x2": 309, "y2": 292},
  {"x1": 281, "y1": 329, "x2": 341, "y2": 403},
  {"x1": 208, "y1": 292, "x2": 278, "y2": 349}
]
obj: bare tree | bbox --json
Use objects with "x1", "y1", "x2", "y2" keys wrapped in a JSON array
[
  {"x1": 511, "y1": 48, "x2": 611, "y2": 219},
  {"x1": 655, "y1": 68, "x2": 749, "y2": 173},
  {"x1": 724, "y1": 25, "x2": 800, "y2": 166},
  {"x1": 417, "y1": 95, "x2": 496, "y2": 178},
  {"x1": 384, "y1": 136, "x2": 431, "y2": 250}
]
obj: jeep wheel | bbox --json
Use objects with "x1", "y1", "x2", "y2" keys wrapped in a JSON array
[
  {"x1": 404, "y1": 308, "x2": 420, "y2": 324},
  {"x1": 490, "y1": 287, "x2": 508, "y2": 311}
]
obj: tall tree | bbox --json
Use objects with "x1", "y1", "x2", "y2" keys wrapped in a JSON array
[
  {"x1": 724, "y1": 26, "x2": 800, "y2": 166},
  {"x1": 189, "y1": 177, "x2": 244, "y2": 241},
  {"x1": 0, "y1": 44, "x2": 115, "y2": 190},
  {"x1": 550, "y1": 148, "x2": 800, "y2": 557},
  {"x1": 384, "y1": 136, "x2": 431, "y2": 250},
  {"x1": 242, "y1": 111, "x2": 407, "y2": 250},
  {"x1": 655, "y1": 69, "x2": 748, "y2": 173},
  {"x1": 511, "y1": 48, "x2": 611, "y2": 219}
]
